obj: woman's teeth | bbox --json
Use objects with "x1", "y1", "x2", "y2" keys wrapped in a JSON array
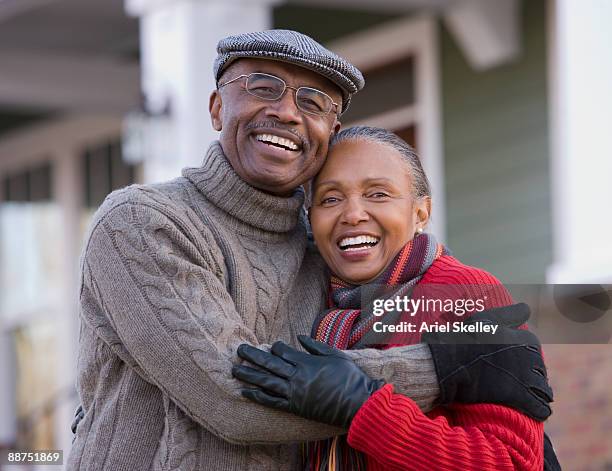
[
  {"x1": 255, "y1": 134, "x2": 299, "y2": 151},
  {"x1": 339, "y1": 235, "x2": 380, "y2": 251}
]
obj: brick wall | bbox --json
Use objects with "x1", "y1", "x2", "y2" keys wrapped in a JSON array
[{"x1": 544, "y1": 345, "x2": 612, "y2": 470}]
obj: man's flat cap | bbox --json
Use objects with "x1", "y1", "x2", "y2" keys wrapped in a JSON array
[{"x1": 214, "y1": 29, "x2": 364, "y2": 114}]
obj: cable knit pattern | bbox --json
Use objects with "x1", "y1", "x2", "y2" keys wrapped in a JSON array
[
  {"x1": 67, "y1": 142, "x2": 439, "y2": 471},
  {"x1": 346, "y1": 256, "x2": 544, "y2": 470}
]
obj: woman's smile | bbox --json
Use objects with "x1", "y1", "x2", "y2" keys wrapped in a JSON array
[{"x1": 336, "y1": 231, "x2": 381, "y2": 260}]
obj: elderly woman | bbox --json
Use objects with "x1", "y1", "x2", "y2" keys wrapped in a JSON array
[{"x1": 234, "y1": 126, "x2": 551, "y2": 470}]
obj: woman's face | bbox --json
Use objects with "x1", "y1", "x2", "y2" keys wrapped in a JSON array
[{"x1": 310, "y1": 139, "x2": 430, "y2": 284}]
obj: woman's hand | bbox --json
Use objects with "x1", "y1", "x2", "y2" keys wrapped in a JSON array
[
  {"x1": 422, "y1": 303, "x2": 554, "y2": 421},
  {"x1": 232, "y1": 335, "x2": 385, "y2": 428}
]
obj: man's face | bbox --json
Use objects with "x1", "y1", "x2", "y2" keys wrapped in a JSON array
[{"x1": 209, "y1": 59, "x2": 342, "y2": 196}]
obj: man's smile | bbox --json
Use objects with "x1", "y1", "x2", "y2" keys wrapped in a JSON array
[{"x1": 255, "y1": 133, "x2": 301, "y2": 151}]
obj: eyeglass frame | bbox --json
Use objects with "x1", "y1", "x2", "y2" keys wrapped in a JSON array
[{"x1": 217, "y1": 72, "x2": 340, "y2": 117}]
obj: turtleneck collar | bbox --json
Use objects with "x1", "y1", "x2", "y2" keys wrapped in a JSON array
[{"x1": 182, "y1": 141, "x2": 306, "y2": 233}]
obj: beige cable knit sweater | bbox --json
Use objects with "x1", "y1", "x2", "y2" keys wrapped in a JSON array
[{"x1": 67, "y1": 142, "x2": 439, "y2": 471}]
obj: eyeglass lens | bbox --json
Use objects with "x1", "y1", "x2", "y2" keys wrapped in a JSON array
[{"x1": 245, "y1": 73, "x2": 332, "y2": 115}]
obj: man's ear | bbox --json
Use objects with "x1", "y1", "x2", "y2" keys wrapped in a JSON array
[
  {"x1": 209, "y1": 90, "x2": 222, "y2": 131},
  {"x1": 332, "y1": 118, "x2": 341, "y2": 136}
]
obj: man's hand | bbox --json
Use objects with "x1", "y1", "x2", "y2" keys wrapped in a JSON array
[
  {"x1": 233, "y1": 335, "x2": 384, "y2": 428},
  {"x1": 422, "y1": 303, "x2": 554, "y2": 421}
]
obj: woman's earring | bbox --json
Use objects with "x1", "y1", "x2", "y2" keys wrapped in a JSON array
[{"x1": 416, "y1": 227, "x2": 424, "y2": 235}]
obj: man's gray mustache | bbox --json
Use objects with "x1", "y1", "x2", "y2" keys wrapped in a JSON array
[{"x1": 245, "y1": 121, "x2": 307, "y2": 149}]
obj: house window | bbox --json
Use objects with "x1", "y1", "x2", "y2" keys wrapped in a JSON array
[
  {"x1": 340, "y1": 56, "x2": 415, "y2": 126},
  {"x1": 2, "y1": 163, "x2": 52, "y2": 203},
  {"x1": 83, "y1": 139, "x2": 136, "y2": 208},
  {"x1": 395, "y1": 125, "x2": 417, "y2": 150}
]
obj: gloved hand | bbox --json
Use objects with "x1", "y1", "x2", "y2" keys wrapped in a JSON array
[
  {"x1": 422, "y1": 303, "x2": 554, "y2": 421},
  {"x1": 233, "y1": 335, "x2": 384, "y2": 428}
]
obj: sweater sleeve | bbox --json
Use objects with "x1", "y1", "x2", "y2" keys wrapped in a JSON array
[
  {"x1": 343, "y1": 345, "x2": 439, "y2": 412},
  {"x1": 347, "y1": 384, "x2": 543, "y2": 471},
  {"x1": 80, "y1": 195, "x2": 346, "y2": 445}
]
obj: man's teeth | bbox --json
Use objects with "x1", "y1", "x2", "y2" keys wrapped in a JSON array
[
  {"x1": 256, "y1": 134, "x2": 299, "y2": 150},
  {"x1": 339, "y1": 235, "x2": 380, "y2": 250}
]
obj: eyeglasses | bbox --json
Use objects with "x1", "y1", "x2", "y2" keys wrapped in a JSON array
[{"x1": 218, "y1": 72, "x2": 339, "y2": 117}]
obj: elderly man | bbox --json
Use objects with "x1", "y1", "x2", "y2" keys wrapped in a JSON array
[{"x1": 67, "y1": 30, "x2": 552, "y2": 470}]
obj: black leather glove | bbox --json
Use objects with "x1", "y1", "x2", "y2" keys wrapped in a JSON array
[
  {"x1": 233, "y1": 335, "x2": 385, "y2": 428},
  {"x1": 544, "y1": 432, "x2": 562, "y2": 470},
  {"x1": 422, "y1": 303, "x2": 554, "y2": 421}
]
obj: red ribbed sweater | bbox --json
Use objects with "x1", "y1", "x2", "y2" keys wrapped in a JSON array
[{"x1": 346, "y1": 255, "x2": 544, "y2": 470}]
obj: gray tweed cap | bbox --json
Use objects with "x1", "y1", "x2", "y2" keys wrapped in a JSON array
[{"x1": 214, "y1": 29, "x2": 365, "y2": 114}]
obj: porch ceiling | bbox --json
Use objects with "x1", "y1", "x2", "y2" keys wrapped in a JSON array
[
  {"x1": 0, "y1": 0, "x2": 138, "y2": 58},
  {"x1": 0, "y1": 0, "x2": 139, "y2": 117},
  {"x1": 0, "y1": 0, "x2": 516, "y2": 118},
  {"x1": 0, "y1": 0, "x2": 457, "y2": 61},
  {"x1": 286, "y1": 0, "x2": 456, "y2": 12}
]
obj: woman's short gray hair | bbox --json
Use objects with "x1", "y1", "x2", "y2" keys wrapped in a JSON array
[{"x1": 330, "y1": 126, "x2": 431, "y2": 199}]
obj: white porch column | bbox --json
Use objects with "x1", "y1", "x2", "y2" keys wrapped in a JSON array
[
  {"x1": 0, "y1": 331, "x2": 16, "y2": 447},
  {"x1": 547, "y1": 0, "x2": 612, "y2": 283},
  {"x1": 125, "y1": 0, "x2": 279, "y2": 183},
  {"x1": 53, "y1": 146, "x2": 84, "y2": 456}
]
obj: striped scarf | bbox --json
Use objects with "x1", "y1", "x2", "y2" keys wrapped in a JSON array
[{"x1": 303, "y1": 233, "x2": 448, "y2": 471}]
